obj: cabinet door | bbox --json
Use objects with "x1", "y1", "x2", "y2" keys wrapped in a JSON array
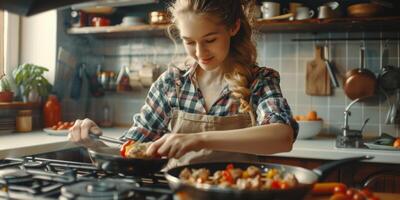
[{"x1": 340, "y1": 163, "x2": 400, "y2": 193}]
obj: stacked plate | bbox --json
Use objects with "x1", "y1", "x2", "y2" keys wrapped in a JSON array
[{"x1": 0, "y1": 117, "x2": 16, "y2": 134}]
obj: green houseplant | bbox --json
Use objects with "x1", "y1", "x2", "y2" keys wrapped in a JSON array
[
  {"x1": 13, "y1": 63, "x2": 52, "y2": 102},
  {"x1": 0, "y1": 75, "x2": 14, "y2": 102}
]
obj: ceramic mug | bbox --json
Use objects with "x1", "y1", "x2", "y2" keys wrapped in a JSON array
[
  {"x1": 295, "y1": 6, "x2": 314, "y2": 20},
  {"x1": 288, "y1": 2, "x2": 303, "y2": 15},
  {"x1": 261, "y1": 2, "x2": 280, "y2": 19},
  {"x1": 318, "y1": 5, "x2": 334, "y2": 19}
]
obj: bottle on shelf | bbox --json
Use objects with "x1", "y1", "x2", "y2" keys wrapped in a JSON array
[{"x1": 99, "y1": 102, "x2": 113, "y2": 127}]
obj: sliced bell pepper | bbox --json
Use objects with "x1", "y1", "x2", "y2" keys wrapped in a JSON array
[
  {"x1": 120, "y1": 140, "x2": 134, "y2": 157},
  {"x1": 270, "y1": 180, "x2": 281, "y2": 189},
  {"x1": 226, "y1": 163, "x2": 234, "y2": 170},
  {"x1": 223, "y1": 170, "x2": 234, "y2": 184}
]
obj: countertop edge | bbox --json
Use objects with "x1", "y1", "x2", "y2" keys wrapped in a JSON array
[{"x1": 1, "y1": 129, "x2": 399, "y2": 164}]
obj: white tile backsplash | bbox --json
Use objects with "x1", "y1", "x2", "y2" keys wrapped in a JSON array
[{"x1": 60, "y1": 31, "x2": 400, "y2": 137}]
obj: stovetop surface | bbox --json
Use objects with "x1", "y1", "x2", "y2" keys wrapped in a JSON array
[{"x1": 0, "y1": 157, "x2": 172, "y2": 200}]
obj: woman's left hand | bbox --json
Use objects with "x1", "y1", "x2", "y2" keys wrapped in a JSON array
[{"x1": 146, "y1": 133, "x2": 204, "y2": 158}]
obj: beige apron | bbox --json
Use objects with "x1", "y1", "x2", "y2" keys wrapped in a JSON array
[{"x1": 164, "y1": 79, "x2": 259, "y2": 170}]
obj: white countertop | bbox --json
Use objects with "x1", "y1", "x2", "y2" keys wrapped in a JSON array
[
  {"x1": 1, "y1": 128, "x2": 399, "y2": 164},
  {"x1": 0, "y1": 128, "x2": 124, "y2": 159}
]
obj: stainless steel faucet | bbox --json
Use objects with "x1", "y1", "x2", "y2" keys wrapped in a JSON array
[{"x1": 336, "y1": 98, "x2": 369, "y2": 148}]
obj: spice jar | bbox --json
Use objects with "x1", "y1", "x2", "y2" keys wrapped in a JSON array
[{"x1": 16, "y1": 110, "x2": 32, "y2": 132}]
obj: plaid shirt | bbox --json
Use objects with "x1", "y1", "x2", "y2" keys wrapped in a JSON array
[{"x1": 122, "y1": 65, "x2": 298, "y2": 142}]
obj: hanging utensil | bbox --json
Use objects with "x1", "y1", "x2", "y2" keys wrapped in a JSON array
[
  {"x1": 343, "y1": 46, "x2": 377, "y2": 100},
  {"x1": 378, "y1": 43, "x2": 400, "y2": 93},
  {"x1": 391, "y1": 89, "x2": 400, "y2": 124},
  {"x1": 306, "y1": 45, "x2": 331, "y2": 96},
  {"x1": 323, "y1": 44, "x2": 339, "y2": 87}
]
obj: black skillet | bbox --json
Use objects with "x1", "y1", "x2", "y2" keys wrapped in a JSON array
[
  {"x1": 165, "y1": 155, "x2": 373, "y2": 200},
  {"x1": 87, "y1": 134, "x2": 168, "y2": 176},
  {"x1": 378, "y1": 46, "x2": 400, "y2": 93}
]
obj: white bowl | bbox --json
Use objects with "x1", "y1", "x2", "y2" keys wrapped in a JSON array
[{"x1": 296, "y1": 120, "x2": 323, "y2": 139}]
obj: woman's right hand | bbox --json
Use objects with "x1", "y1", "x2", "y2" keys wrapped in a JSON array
[{"x1": 68, "y1": 118, "x2": 103, "y2": 148}]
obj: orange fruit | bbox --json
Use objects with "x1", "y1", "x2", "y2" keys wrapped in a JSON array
[
  {"x1": 294, "y1": 115, "x2": 301, "y2": 121},
  {"x1": 299, "y1": 115, "x2": 308, "y2": 121},
  {"x1": 307, "y1": 111, "x2": 318, "y2": 121},
  {"x1": 393, "y1": 138, "x2": 400, "y2": 149}
]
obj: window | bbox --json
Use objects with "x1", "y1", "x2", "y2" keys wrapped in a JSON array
[{"x1": 0, "y1": 10, "x2": 4, "y2": 75}]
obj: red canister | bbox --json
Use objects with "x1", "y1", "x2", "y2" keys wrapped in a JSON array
[{"x1": 43, "y1": 95, "x2": 61, "y2": 128}]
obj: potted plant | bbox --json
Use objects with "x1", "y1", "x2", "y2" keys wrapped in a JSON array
[
  {"x1": 13, "y1": 63, "x2": 53, "y2": 102},
  {"x1": 0, "y1": 75, "x2": 14, "y2": 102}
]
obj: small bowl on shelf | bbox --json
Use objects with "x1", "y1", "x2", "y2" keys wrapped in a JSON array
[
  {"x1": 296, "y1": 120, "x2": 323, "y2": 139},
  {"x1": 347, "y1": 3, "x2": 384, "y2": 18}
]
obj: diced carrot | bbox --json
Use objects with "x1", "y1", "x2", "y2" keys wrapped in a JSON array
[{"x1": 312, "y1": 182, "x2": 347, "y2": 195}]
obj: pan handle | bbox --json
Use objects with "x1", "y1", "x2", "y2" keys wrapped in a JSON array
[
  {"x1": 312, "y1": 155, "x2": 373, "y2": 181},
  {"x1": 89, "y1": 132, "x2": 125, "y2": 145},
  {"x1": 360, "y1": 47, "x2": 365, "y2": 70}
]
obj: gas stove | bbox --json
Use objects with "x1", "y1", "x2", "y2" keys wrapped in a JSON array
[{"x1": 0, "y1": 157, "x2": 172, "y2": 200}]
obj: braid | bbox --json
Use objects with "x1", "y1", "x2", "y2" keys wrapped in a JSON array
[{"x1": 168, "y1": 0, "x2": 258, "y2": 125}]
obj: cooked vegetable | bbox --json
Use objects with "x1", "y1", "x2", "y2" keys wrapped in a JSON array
[
  {"x1": 312, "y1": 182, "x2": 347, "y2": 195},
  {"x1": 119, "y1": 140, "x2": 157, "y2": 159},
  {"x1": 393, "y1": 138, "x2": 400, "y2": 149},
  {"x1": 120, "y1": 140, "x2": 134, "y2": 157},
  {"x1": 179, "y1": 164, "x2": 299, "y2": 190}
]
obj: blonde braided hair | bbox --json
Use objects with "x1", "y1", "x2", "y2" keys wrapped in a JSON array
[{"x1": 168, "y1": 0, "x2": 258, "y2": 125}]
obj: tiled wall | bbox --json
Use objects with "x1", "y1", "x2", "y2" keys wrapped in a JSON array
[
  {"x1": 61, "y1": 31, "x2": 400, "y2": 137},
  {"x1": 258, "y1": 32, "x2": 400, "y2": 138}
]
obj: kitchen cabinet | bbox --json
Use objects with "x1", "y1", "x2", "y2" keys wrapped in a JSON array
[
  {"x1": 261, "y1": 156, "x2": 400, "y2": 193},
  {"x1": 66, "y1": 16, "x2": 400, "y2": 38}
]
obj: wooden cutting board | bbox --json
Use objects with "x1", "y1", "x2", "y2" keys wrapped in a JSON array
[{"x1": 306, "y1": 46, "x2": 331, "y2": 96}]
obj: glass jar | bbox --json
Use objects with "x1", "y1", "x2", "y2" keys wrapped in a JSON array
[
  {"x1": 99, "y1": 102, "x2": 113, "y2": 127},
  {"x1": 16, "y1": 110, "x2": 32, "y2": 132}
]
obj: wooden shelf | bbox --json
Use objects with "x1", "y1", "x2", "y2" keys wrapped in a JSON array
[
  {"x1": 256, "y1": 16, "x2": 400, "y2": 33},
  {"x1": 0, "y1": 101, "x2": 41, "y2": 109},
  {"x1": 66, "y1": 16, "x2": 400, "y2": 37},
  {"x1": 67, "y1": 24, "x2": 170, "y2": 38}
]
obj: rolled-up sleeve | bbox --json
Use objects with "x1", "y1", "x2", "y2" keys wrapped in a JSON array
[
  {"x1": 121, "y1": 69, "x2": 175, "y2": 142},
  {"x1": 252, "y1": 68, "x2": 299, "y2": 139}
]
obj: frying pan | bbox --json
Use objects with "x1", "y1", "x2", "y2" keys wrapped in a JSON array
[
  {"x1": 343, "y1": 47, "x2": 377, "y2": 100},
  {"x1": 165, "y1": 155, "x2": 373, "y2": 200},
  {"x1": 88, "y1": 146, "x2": 168, "y2": 176},
  {"x1": 378, "y1": 65, "x2": 400, "y2": 93},
  {"x1": 87, "y1": 134, "x2": 168, "y2": 176},
  {"x1": 378, "y1": 45, "x2": 400, "y2": 93}
]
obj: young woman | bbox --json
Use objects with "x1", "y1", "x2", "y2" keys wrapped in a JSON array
[{"x1": 69, "y1": 0, "x2": 298, "y2": 168}]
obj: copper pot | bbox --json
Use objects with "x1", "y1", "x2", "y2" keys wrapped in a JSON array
[
  {"x1": 343, "y1": 47, "x2": 377, "y2": 100},
  {"x1": 149, "y1": 11, "x2": 170, "y2": 25}
]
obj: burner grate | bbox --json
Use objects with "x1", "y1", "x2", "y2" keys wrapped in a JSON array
[{"x1": 0, "y1": 157, "x2": 173, "y2": 200}]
